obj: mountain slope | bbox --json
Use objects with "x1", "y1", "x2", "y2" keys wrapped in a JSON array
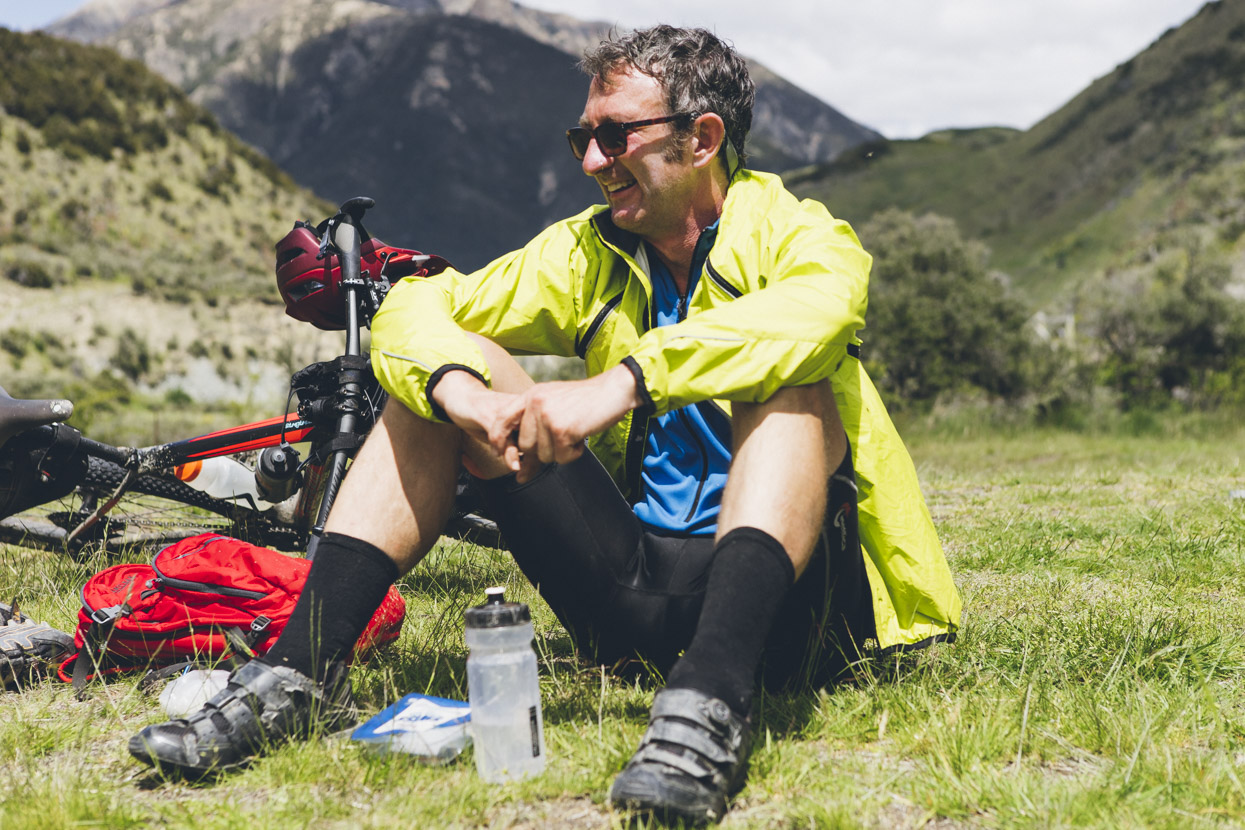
[
  {"x1": 49, "y1": 0, "x2": 880, "y2": 268},
  {"x1": 0, "y1": 29, "x2": 335, "y2": 425},
  {"x1": 787, "y1": 0, "x2": 1245, "y2": 304}
]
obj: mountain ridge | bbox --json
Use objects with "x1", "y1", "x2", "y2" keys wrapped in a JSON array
[{"x1": 47, "y1": 0, "x2": 881, "y2": 268}]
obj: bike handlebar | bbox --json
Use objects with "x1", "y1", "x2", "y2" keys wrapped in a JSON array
[{"x1": 0, "y1": 385, "x2": 74, "y2": 451}]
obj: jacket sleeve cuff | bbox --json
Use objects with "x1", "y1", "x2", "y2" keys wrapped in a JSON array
[
  {"x1": 621, "y1": 356, "x2": 656, "y2": 417},
  {"x1": 425, "y1": 364, "x2": 488, "y2": 423}
]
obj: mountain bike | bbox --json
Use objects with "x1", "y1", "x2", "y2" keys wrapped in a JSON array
[{"x1": 0, "y1": 197, "x2": 499, "y2": 557}]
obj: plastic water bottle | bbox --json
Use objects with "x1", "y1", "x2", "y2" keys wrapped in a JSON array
[
  {"x1": 173, "y1": 457, "x2": 271, "y2": 511},
  {"x1": 465, "y1": 587, "x2": 545, "y2": 782},
  {"x1": 159, "y1": 668, "x2": 230, "y2": 718}
]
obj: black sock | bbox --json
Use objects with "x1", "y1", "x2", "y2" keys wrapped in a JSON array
[
  {"x1": 261, "y1": 532, "x2": 400, "y2": 683},
  {"x1": 665, "y1": 527, "x2": 795, "y2": 716}
]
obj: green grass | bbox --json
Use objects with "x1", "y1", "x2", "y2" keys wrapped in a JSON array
[{"x1": 3, "y1": 419, "x2": 1245, "y2": 827}]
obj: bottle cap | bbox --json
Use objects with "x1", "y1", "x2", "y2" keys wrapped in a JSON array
[{"x1": 464, "y1": 586, "x2": 530, "y2": 628}]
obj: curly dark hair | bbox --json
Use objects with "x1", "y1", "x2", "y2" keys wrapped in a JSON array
[{"x1": 580, "y1": 25, "x2": 755, "y2": 169}]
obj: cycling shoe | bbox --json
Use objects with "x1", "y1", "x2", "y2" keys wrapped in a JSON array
[
  {"x1": 128, "y1": 659, "x2": 355, "y2": 777},
  {"x1": 609, "y1": 687, "x2": 752, "y2": 826}
]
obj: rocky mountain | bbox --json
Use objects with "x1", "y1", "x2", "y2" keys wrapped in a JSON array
[
  {"x1": 47, "y1": 0, "x2": 881, "y2": 269},
  {"x1": 786, "y1": 0, "x2": 1245, "y2": 305}
]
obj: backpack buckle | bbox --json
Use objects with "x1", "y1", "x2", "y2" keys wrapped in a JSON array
[
  {"x1": 250, "y1": 616, "x2": 272, "y2": 634},
  {"x1": 90, "y1": 604, "x2": 127, "y2": 625}
]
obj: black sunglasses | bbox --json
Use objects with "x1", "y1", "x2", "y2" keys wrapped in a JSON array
[{"x1": 566, "y1": 113, "x2": 694, "y2": 160}]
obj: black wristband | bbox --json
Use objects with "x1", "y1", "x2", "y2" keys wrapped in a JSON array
[
  {"x1": 425, "y1": 364, "x2": 487, "y2": 422},
  {"x1": 620, "y1": 356, "x2": 655, "y2": 416}
]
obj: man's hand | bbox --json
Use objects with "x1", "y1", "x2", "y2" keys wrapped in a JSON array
[
  {"x1": 505, "y1": 364, "x2": 641, "y2": 483},
  {"x1": 430, "y1": 370, "x2": 523, "y2": 464}
]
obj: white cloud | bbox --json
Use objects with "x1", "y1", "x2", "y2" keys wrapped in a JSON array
[{"x1": 520, "y1": 0, "x2": 1209, "y2": 137}]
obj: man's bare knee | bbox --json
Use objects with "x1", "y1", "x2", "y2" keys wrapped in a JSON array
[
  {"x1": 720, "y1": 380, "x2": 845, "y2": 566},
  {"x1": 733, "y1": 381, "x2": 842, "y2": 444},
  {"x1": 464, "y1": 332, "x2": 535, "y2": 395},
  {"x1": 323, "y1": 399, "x2": 461, "y2": 569}
]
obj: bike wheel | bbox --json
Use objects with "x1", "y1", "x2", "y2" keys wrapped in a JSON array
[{"x1": 0, "y1": 456, "x2": 302, "y2": 556}]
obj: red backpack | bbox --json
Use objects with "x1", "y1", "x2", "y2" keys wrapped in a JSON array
[{"x1": 60, "y1": 533, "x2": 405, "y2": 693}]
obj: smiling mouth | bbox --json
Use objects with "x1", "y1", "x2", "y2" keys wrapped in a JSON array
[{"x1": 603, "y1": 179, "x2": 635, "y2": 195}]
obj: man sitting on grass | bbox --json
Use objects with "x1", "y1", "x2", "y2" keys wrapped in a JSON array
[{"x1": 129, "y1": 24, "x2": 961, "y2": 826}]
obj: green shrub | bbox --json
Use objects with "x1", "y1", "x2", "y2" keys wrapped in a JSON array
[
  {"x1": 145, "y1": 180, "x2": 173, "y2": 202},
  {"x1": 1084, "y1": 241, "x2": 1245, "y2": 408},
  {"x1": 110, "y1": 328, "x2": 152, "y2": 382},
  {"x1": 199, "y1": 157, "x2": 238, "y2": 198},
  {"x1": 164, "y1": 387, "x2": 192, "y2": 406},
  {"x1": 4, "y1": 258, "x2": 58, "y2": 288},
  {"x1": 0, "y1": 329, "x2": 33, "y2": 359},
  {"x1": 858, "y1": 209, "x2": 1041, "y2": 405}
]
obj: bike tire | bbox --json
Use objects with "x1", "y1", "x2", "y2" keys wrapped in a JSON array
[{"x1": 0, "y1": 456, "x2": 301, "y2": 556}]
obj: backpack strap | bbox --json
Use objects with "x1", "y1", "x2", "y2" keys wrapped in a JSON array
[{"x1": 68, "y1": 602, "x2": 132, "y2": 699}]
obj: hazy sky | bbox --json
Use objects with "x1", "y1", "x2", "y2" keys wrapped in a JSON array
[{"x1": 0, "y1": 0, "x2": 1211, "y2": 138}]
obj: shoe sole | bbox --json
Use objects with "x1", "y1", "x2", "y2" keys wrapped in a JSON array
[
  {"x1": 609, "y1": 782, "x2": 723, "y2": 827},
  {"x1": 127, "y1": 734, "x2": 250, "y2": 780}
]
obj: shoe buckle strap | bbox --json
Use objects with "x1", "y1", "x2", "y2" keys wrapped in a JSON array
[
  {"x1": 632, "y1": 743, "x2": 727, "y2": 786},
  {"x1": 645, "y1": 719, "x2": 739, "y2": 766},
  {"x1": 650, "y1": 690, "x2": 744, "y2": 742}
]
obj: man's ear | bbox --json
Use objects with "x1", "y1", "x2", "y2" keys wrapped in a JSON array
[{"x1": 690, "y1": 113, "x2": 727, "y2": 170}]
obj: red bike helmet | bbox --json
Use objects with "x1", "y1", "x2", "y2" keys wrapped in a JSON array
[{"x1": 274, "y1": 221, "x2": 451, "y2": 331}]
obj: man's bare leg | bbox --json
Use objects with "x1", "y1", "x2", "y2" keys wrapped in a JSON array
[
  {"x1": 717, "y1": 379, "x2": 845, "y2": 576},
  {"x1": 661, "y1": 379, "x2": 845, "y2": 707},
  {"x1": 127, "y1": 337, "x2": 542, "y2": 775},
  {"x1": 260, "y1": 335, "x2": 534, "y2": 679},
  {"x1": 611, "y1": 381, "x2": 847, "y2": 821},
  {"x1": 323, "y1": 333, "x2": 534, "y2": 572}
]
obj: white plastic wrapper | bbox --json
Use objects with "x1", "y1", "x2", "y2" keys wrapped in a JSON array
[
  {"x1": 351, "y1": 693, "x2": 471, "y2": 763},
  {"x1": 159, "y1": 669, "x2": 231, "y2": 718}
]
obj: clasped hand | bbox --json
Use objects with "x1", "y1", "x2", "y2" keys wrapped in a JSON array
[{"x1": 437, "y1": 364, "x2": 640, "y2": 483}]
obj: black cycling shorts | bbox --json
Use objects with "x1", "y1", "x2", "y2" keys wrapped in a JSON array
[{"x1": 473, "y1": 444, "x2": 875, "y2": 690}]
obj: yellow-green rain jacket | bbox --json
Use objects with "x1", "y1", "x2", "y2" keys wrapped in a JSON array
[{"x1": 372, "y1": 170, "x2": 961, "y2": 651}]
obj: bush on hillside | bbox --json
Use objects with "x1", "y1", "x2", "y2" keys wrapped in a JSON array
[
  {"x1": 1083, "y1": 241, "x2": 1245, "y2": 408},
  {"x1": 858, "y1": 209, "x2": 1043, "y2": 405},
  {"x1": 0, "y1": 30, "x2": 205, "y2": 161},
  {"x1": 4, "y1": 257, "x2": 62, "y2": 288},
  {"x1": 110, "y1": 328, "x2": 154, "y2": 382}
]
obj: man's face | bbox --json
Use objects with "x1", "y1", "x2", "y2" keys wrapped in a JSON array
[{"x1": 578, "y1": 68, "x2": 697, "y2": 241}]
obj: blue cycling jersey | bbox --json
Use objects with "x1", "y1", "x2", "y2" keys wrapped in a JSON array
[{"x1": 632, "y1": 223, "x2": 732, "y2": 536}]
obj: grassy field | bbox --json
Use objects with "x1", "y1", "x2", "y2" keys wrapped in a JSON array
[{"x1": 2, "y1": 415, "x2": 1243, "y2": 828}]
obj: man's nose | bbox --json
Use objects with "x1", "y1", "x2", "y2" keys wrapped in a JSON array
[{"x1": 581, "y1": 138, "x2": 611, "y2": 175}]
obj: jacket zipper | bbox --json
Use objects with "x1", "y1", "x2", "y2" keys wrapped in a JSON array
[
  {"x1": 624, "y1": 270, "x2": 657, "y2": 500},
  {"x1": 705, "y1": 260, "x2": 742, "y2": 298},
  {"x1": 576, "y1": 292, "x2": 624, "y2": 359}
]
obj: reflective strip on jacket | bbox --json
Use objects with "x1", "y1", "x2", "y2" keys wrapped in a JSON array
[{"x1": 371, "y1": 169, "x2": 961, "y2": 651}]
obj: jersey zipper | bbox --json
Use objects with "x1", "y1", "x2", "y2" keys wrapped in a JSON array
[{"x1": 678, "y1": 407, "x2": 711, "y2": 523}]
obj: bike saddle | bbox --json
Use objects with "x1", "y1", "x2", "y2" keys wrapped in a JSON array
[{"x1": 0, "y1": 384, "x2": 73, "y2": 450}]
